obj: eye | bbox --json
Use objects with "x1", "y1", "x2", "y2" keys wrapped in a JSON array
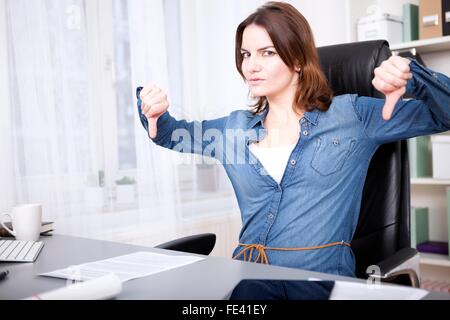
[
  {"x1": 263, "y1": 50, "x2": 276, "y2": 56},
  {"x1": 241, "y1": 52, "x2": 250, "y2": 58}
]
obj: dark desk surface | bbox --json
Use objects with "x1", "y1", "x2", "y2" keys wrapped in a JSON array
[{"x1": 0, "y1": 234, "x2": 448, "y2": 300}]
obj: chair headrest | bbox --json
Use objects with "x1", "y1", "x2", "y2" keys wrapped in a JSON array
[{"x1": 317, "y1": 40, "x2": 392, "y2": 98}]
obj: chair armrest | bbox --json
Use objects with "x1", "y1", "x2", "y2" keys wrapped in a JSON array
[
  {"x1": 155, "y1": 233, "x2": 216, "y2": 256},
  {"x1": 366, "y1": 248, "x2": 421, "y2": 288}
]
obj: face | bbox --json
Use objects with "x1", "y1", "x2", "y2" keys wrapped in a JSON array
[{"x1": 241, "y1": 24, "x2": 299, "y2": 100}]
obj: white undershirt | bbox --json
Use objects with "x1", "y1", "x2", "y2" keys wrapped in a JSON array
[{"x1": 249, "y1": 142, "x2": 296, "y2": 184}]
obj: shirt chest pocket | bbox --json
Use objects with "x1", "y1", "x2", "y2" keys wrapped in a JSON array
[{"x1": 310, "y1": 137, "x2": 356, "y2": 176}]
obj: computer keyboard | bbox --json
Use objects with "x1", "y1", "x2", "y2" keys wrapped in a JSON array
[{"x1": 0, "y1": 239, "x2": 44, "y2": 262}]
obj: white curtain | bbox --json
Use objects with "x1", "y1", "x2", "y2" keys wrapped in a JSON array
[
  {"x1": 1, "y1": 0, "x2": 350, "y2": 257},
  {"x1": 5, "y1": 0, "x2": 95, "y2": 223},
  {"x1": 1, "y1": 0, "x2": 257, "y2": 257},
  {"x1": 0, "y1": 0, "x2": 14, "y2": 212}
]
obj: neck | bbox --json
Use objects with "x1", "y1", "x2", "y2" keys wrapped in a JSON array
[
  {"x1": 265, "y1": 83, "x2": 302, "y2": 126},
  {"x1": 266, "y1": 105, "x2": 300, "y2": 123},
  {"x1": 265, "y1": 100, "x2": 302, "y2": 127}
]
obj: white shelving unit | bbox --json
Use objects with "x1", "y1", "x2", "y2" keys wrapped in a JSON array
[
  {"x1": 411, "y1": 180, "x2": 450, "y2": 279},
  {"x1": 390, "y1": 36, "x2": 450, "y2": 282},
  {"x1": 346, "y1": 0, "x2": 450, "y2": 287},
  {"x1": 419, "y1": 253, "x2": 450, "y2": 268},
  {"x1": 391, "y1": 36, "x2": 450, "y2": 54},
  {"x1": 411, "y1": 178, "x2": 450, "y2": 186}
]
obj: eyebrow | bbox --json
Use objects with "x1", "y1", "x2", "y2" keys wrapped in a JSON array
[{"x1": 240, "y1": 46, "x2": 275, "y2": 52}]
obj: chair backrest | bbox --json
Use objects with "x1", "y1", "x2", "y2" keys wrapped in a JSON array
[{"x1": 317, "y1": 40, "x2": 411, "y2": 278}]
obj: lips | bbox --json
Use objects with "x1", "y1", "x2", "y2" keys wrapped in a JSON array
[{"x1": 248, "y1": 78, "x2": 265, "y2": 85}]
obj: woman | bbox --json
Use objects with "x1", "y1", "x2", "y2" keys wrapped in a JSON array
[{"x1": 137, "y1": 2, "x2": 450, "y2": 277}]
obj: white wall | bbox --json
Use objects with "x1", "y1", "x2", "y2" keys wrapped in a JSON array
[
  {"x1": 288, "y1": 0, "x2": 351, "y2": 46},
  {"x1": 374, "y1": 0, "x2": 420, "y2": 17}
]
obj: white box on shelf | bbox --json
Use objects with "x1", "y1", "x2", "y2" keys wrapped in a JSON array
[
  {"x1": 357, "y1": 13, "x2": 403, "y2": 44},
  {"x1": 431, "y1": 135, "x2": 450, "y2": 179}
]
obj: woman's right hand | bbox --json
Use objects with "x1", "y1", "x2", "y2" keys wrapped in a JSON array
[{"x1": 139, "y1": 84, "x2": 170, "y2": 139}]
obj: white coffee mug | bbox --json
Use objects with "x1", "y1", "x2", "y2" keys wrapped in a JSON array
[{"x1": 1, "y1": 204, "x2": 42, "y2": 241}]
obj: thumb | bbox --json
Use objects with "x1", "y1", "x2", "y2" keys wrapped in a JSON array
[
  {"x1": 147, "y1": 117, "x2": 158, "y2": 139},
  {"x1": 382, "y1": 87, "x2": 405, "y2": 121}
]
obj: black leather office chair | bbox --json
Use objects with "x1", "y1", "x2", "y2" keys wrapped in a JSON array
[
  {"x1": 155, "y1": 233, "x2": 216, "y2": 255},
  {"x1": 157, "y1": 40, "x2": 420, "y2": 287},
  {"x1": 318, "y1": 40, "x2": 419, "y2": 287}
]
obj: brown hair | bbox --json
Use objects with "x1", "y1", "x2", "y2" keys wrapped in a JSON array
[{"x1": 235, "y1": 1, "x2": 332, "y2": 115}]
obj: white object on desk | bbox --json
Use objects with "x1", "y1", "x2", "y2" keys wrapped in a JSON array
[
  {"x1": 26, "y1": 273, "x2": 122, "y2": 300},
  {"x1": 0, "y1": 240, "x2": 44, "y2": 262},
  {"x1": 329, "y1": 281, "x2": 428, "y2": 300},
  {"x1": 40, "y1": 251, "x2": 205, "y2": 282},
  {"x1": 0, "y1": 203, "x2": 42, "y2": 241},
  {"x1": 308, "y1": 277, "x2": 428, "y2": 300}
]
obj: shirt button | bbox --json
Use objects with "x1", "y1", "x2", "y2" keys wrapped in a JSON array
[
  {"x1": 290, "y1": 159, "x2": 297, "y2": 166},
  {"x1": 303, "y1": 130, "x2": 309, "y2": 136},
  {"x1": 301, "y1": 118, "x2": 306, "y2": 123},
  {"x1": 268, "y1": 214, "x2": 274, "y2": 219}
]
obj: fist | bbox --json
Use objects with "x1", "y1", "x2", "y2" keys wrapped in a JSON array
[
  {"x1": 140, "y1": 84, "x2": 170, "y2": 139},
  {"x1": 372, "y1": 56, "x2": 412, "y2": 120}
]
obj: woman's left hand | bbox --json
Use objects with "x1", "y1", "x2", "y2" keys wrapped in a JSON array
[{"x1": 372, "y1": 56, "x2": 412, "y2": 120}]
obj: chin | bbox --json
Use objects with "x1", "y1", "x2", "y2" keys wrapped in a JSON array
[{"x1": 250, "y1": 89, "x2": 268, "y2": 98}]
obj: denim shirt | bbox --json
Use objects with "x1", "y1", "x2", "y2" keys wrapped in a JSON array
[{"x1": 136, "y1": 60, "x2": 450, "y2": 277}]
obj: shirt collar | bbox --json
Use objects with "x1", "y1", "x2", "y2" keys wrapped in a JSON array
[
  {"x1": 303, "y1": 109, "x2": 320, "y2": 126},
  {"x1": 246, "y1": 107, "x2": 321, "y2": 129},
  {"x1": 246, "y1": 108, "x2": 269, "y2": 130}
]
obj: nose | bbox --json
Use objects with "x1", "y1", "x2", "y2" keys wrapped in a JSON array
[{"x1": 246, "y1": 56, "x2": 262, "y2": 73}]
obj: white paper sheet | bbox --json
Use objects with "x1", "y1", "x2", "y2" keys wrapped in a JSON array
[{"x1": 40, "y1": 251, "x2": 205, "y2": 282}]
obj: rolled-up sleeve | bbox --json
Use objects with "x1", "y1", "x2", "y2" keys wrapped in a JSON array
[
  {"x1": 136, "y1": 86, "x2": 228, "y2": 160},
  {"x1": 352, "y1": 59, "x2": 450, "y2": 145}
]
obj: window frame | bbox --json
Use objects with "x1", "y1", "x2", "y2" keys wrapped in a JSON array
[{"x1": 85, "y1": 0, "x2": 128, "y2": 188}]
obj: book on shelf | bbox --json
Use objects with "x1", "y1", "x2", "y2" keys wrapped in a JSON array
[
  {"x1": 0, "y1": 221, "x2": 54, "y2": 238},
  {"x1": 407, "y1": 136, "x2": 431, "y2": 178},
  {"x1": 411, "y1": 207, "x2": 429, "y2": 248},
  {"x1": 403, "y1": 3, "x2": 419, "y2": 42},
  {"x1": 443, "y1": 0, "x2": 450, "y2": 36},
  {"x1": 417, "y1": 241, "x2": 449, "y2": 255},
  {"x1": 447, "y1": 187, "x2": 450, "y2": 257},
  {"x1": 419, "y1": 0, "x2": 443, "y2": 39}
]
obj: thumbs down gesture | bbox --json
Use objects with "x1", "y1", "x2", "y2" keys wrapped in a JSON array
[
  {"x1": 140, "y1": 84, "x2": 170, "y2": 139},
  {"x1": 372, "y1": 56, "x2": 413, "y2": 121}
]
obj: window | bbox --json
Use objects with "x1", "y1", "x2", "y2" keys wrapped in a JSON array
[{"x1": 112, "y1": 0, "x2": 137, "y2": 170}]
